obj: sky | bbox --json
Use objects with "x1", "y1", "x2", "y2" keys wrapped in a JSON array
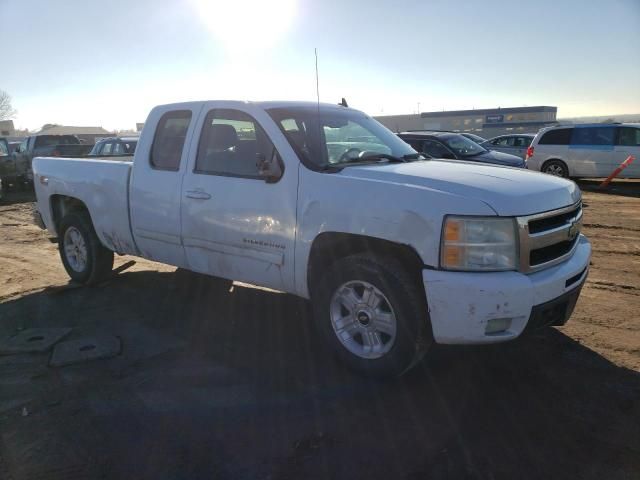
[{"x1": 1, "y1": 0, "x2": 639, "y2": 131}]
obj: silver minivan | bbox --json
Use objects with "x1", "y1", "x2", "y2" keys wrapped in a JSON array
[{"x1": 526, "y1": 124, "x2": 640, "y2": 178}]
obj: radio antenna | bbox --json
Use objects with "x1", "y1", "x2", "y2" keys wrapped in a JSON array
[
  {"x1": 314, "y1": 48, "x2": 320, "y2": 112},
  {"x1": 314, "y1": 48, "x2": 323, "y2": 157}
]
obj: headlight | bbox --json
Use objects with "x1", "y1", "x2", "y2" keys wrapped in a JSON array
[{"x1": 441, "y1": 216, "x2": 517, "y2": 271}]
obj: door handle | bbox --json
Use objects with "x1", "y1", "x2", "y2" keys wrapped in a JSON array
[{"x1": 185, "y1": 190, "x2": 211, "y2": 200}]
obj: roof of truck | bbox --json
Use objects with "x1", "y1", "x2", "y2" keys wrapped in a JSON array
[{"x1": 155, "y1": 100, "x2": 355, "y2": 111}]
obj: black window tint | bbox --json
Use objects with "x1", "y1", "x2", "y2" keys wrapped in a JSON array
[
  {"x1": 571, "y1": 127, "x2": 615, "y2": 146},
  {"x1": 617, "y1": 127, "x2": 640, "y2": 147},
  {"x1": 401, "y1": 137, "x2": 423, "y2": 151},
  {"x1": 150, "y1": 110, "x2": 192, "y2": 170},
  {"x1": 196, "y1": 109, "x2": 275, "y2": 178},
  {"x1": 422, "y1": 140, "x2": 453, "y2": 158},
  {"x1": 539, "y1": 128, "x2": 572, "y2": 145}
]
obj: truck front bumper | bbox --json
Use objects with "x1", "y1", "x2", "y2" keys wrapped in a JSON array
[{"x1": 423, "y1": 234, "x2": 591, "y2": 344}]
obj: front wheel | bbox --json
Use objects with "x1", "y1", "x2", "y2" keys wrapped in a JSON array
[
  {"x1": 58, "y1": 212, "x2": 114, "y2": 285},
  {"x1": 312, "y1": 255, "x2": 432, "y2": 377}
]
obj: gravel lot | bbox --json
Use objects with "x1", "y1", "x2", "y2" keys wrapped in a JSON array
[{"x1": 0, "y1": 182, "x2": 639, "y2": 479}]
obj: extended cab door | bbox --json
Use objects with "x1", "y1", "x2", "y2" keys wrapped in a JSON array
[
  {"x1": 129, "y1": 104, "x2": 202, "y2": 267},
  {"x1": 180, "y1": 103, "x2": 298, "y2": 293}
]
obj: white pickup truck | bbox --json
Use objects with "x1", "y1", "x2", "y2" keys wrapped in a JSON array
[{"x1": 33, "y1": 100, "x2": 591, "y2": 376}]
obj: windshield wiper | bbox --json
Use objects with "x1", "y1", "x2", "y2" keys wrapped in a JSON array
[
  {"x1": 321, "y1": 152, "x2": 427, "y2": 171},
  {"x1": 402, "y1": 153, "x2": 428, "y2": 161},
  {"x1": 463, "y1": 150, "x2": 487, "y2": 158},
  {"x1": 356, "y1": 153, "x2": 407, "y2": 163}
]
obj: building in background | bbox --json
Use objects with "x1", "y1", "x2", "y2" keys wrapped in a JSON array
[
  {"x1": 0, "y1": 120, "x2": 15, "y2": 137},
  {"x1": 375, "y1": 106, "x2": 558, "y2": 137},
  {"x1": 37, "y1": 125, "x2": 113, "y2": 144}
]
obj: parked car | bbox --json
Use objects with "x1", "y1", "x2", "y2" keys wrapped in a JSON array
[
  {"x1": 482, "y1": 134, "x2": 535, "y2": 160},
  {"x1": 526, "y1": 123, "x2": 640, "y2": 178},
  {"x1": 398, "y1": 131, "x2": 526, "y2": 168},
  {"x1": 32, "y1": 100, "x2": 590, "y2": 377},
  {"x1": 9, "y1": 141, "x2": 22, "y2": 154},
  {"x1": 88, "y1": 136, "x2": 138, "y2": 157},
  {"x1": 13, "y1": 135, "x2": 93, "y2": 183},
  {"x1": 460, "y1": 132, "x2": 486, "y2": 144},
  {"x1": 0, "y1": 138, "x2": 7, "y2": 198},
  {"x1": 0, "y1": 137, "x2": 20, "y2": 189}
]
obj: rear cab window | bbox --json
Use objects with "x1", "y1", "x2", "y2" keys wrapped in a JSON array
[
  {"x1": 34, "y1": 135, "x2": 79, "y2": 148},
  {"x1": 150, "y1": 110, "x2": 192, "y2": 171}
]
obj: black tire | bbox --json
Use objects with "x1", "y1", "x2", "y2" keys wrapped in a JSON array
[
  {"x1": 542, "y1": 159, "x2": 569, "y2": 178},
  {"x1": 58, "y1": 212, "x2": 114, "y2": 285},
  {"x1": 312, "y1": 254, "x2": 432, "y2": 377}
]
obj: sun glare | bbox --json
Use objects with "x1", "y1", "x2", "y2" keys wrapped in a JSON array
[{"x1": 191, "y1": 0, "x2": 296, "y2": 53}]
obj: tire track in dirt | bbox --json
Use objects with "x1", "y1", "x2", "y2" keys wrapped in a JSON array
[{"x1": 584, "y1": 223, "x2": 640, "y2": 233}]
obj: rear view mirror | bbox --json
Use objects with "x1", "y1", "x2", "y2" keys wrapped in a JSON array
[{"x1": 256, "y1": 150, "x2": 283, "y2": 183}]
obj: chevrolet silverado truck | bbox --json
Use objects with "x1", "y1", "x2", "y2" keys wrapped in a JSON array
[{"x1": 32, "y1": 101, "x2": 591, "y2": 376}]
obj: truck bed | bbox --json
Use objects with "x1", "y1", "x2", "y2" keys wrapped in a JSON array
[{"x1": 32, "y1": 156, "x2": 138, "y2": 255}]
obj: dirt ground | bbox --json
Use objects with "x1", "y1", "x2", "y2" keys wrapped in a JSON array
[{"x1": 0, "y1": 182, "x2": 639, "y2": 479}]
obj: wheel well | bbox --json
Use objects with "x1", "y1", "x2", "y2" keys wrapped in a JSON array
[
  {"x1": 307, "y1": 232, "x2": 424, "y2": 293},
  {"x1": 50, "y1": 195, "x2": 90, "y2": 235}
]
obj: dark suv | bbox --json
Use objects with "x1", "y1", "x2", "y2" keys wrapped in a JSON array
[{"x1": 397, "y1": 131, "x2": 525, "y2": 168}]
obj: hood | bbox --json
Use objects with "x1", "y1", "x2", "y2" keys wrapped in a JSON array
[
  {"x1": 339, "y1": 160, "x2": 581, "y2": 216},
  {"x1": 471, "y1": 150, "x2": 524, "y2": 167}
]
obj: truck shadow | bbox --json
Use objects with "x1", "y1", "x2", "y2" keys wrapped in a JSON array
[{"x1": 0, "y1": 269, "x2": 638, "y2": 480}]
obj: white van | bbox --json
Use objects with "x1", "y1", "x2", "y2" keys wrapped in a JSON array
[{"x1": 526, "y1": 124, "x2": 640, "y2": 178}]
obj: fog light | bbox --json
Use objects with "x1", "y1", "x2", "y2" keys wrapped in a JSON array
[{"x1": 485, "y1": 317, "x2": 512, "y2": 335}]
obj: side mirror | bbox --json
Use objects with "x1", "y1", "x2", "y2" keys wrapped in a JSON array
[{"x1": 256, "y1": 150, "x2": 283, "y2": 183}]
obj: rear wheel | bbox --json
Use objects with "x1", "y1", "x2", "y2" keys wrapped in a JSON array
[
  {"x1": 58, "y1": 212, "x2": 114, "y2": 285},
  {"x1": 312, "y1": 254, "x2": 431, "y2": 377},
  {"x1": 542, "y1": 159, "x2": 569, "y2": 178}
]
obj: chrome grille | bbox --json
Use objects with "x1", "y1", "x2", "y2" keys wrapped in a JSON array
[{"x1": 517, "y1": 202, "x2": 583, "y2": 273}]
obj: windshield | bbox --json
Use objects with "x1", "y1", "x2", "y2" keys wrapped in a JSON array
[
  {"x1": 441, "y1": 134, "x2": 488, "y2": 157},
  {"x1": 267, "y1": 106, "x2": 419, "y2": 168}
]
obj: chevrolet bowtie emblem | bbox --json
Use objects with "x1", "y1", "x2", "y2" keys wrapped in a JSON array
[{"x1": 568, "y1": 220, "x2": 580, "y2": 240}]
